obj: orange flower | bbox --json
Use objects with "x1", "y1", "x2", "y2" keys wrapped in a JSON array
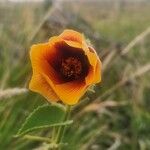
[{"x1": 29, "y1": 30, "x2": 101, "y2": 105}]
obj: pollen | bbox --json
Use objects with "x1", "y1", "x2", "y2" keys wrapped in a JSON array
[{"x1": 61, "y1": 57, "x2": 82, "y2": 80}]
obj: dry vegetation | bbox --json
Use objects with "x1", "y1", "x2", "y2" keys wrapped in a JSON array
[{"x1": 0, "y1": 0, "x2": 150, "y2": 150}]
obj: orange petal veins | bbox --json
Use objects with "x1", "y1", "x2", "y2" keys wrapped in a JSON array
[
  {"x1": 29, "y1": 42, "x2": 63, "y2": 102},
  {"x1": 29, "y1": 72, "x2": 59, "y2": 102},
  {"x1": 42, "y1": 73, "x2": 88, "y2": 105},
  {"x1": 55, "y1": 81, "x2": 88, "y2": 105},
  {"x1": 30, "y1": 42, "x2": 62, "y2": 84}
]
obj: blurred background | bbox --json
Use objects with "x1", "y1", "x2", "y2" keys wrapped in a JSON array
[{"x1": 0, "y1": 0, "x2": 150, "y2": 149}]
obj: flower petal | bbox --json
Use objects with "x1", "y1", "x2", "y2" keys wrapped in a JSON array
[
  {"x1": 29, "y1": 72, "x2": 59, "y2": 102},
  {"x1": 59, "y1": 29, "x2": 83, "y2": 44},
  {"x1": 85, "y1": 46, "x2": 102, "y2": 85},
  {"x1": 30, "y1": 42, "x2": 63, "y2": 84},
  {"x1": 85, "y1": 66, "x2": 94, "y2": 84},
  {"x1": 93, "y1": 58, "x2": 102, "y2": 83},
  {"x1": 82, "y1": 44, "x2": 97, "y2": 66},
  {"x1": 55, "y1": 81, "x2": 88, "y2": 105},
  {"x1": 59, "y1": 29, "x2": 84, "y2": 49},
  {"x1": 63, "y1": 40, "x2": 82, "y2": 49},
  {"x1": 43, "y1": 73, "x2": 87, "y2": 105}
]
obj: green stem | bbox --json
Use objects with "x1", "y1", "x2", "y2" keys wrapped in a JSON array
[
  {"x1": 52, "y1": 126, "x2": 56, "y2": 141},
  {"x1": 23, "y1": 134, "x2": 51, "y2": 143},
  {"x1": 55, "y1": 105, "x2": 71, "y2": 148}
]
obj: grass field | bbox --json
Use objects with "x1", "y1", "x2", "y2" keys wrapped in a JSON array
[{"x1": 0, "y1": 0, "x2": 150, "y2": 150}]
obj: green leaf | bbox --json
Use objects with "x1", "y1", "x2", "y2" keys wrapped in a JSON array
[{"x1": 16, "y1": 104, "x2": 73, "y2": 136}]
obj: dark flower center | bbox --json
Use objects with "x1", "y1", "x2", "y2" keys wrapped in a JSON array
[
  {"x1": 50, "y1": 43, "x2": 90, "y2": 83},
  {"x1": 61, "y1": 57, "x2": 82, "y2": 80}
]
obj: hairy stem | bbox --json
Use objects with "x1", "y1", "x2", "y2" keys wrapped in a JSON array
[
  {"x1": 55, "y1": 105, "x2": 71, "y2": 149},
  {"x1": 23, "y1": 135, "x2": 51, "y2": 143}
]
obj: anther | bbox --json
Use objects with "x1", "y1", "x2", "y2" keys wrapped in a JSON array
[{"x1": 61, "y1": 57, "x2": 82, "y2": 80}]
